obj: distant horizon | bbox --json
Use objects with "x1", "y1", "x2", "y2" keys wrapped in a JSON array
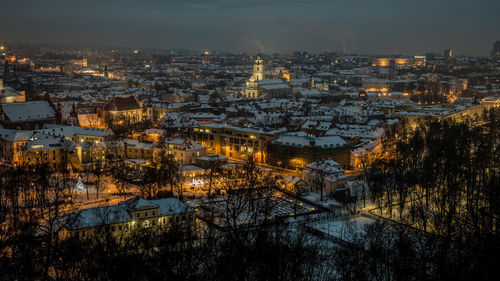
[{"x1": 2, "y1": 40, "x2": 497, "y2": 58}]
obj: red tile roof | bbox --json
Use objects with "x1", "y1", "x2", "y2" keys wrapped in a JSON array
[{"x1": 104, "y1": 95, "x2": 142, "y2": 111}]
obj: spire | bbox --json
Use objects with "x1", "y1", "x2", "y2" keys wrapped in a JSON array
[
  {"x1": 71, "y1": 101, "x2": 77, "y2": 117},
  {"x1": 309, "y1": 76, "x2": 315, "y2": 89},
  {"x1": 56, "y1": 103, "x2": 63, "y2": 124},
  {"x1": 3, "y1": 60, "x2": 9, "y2": 77}
]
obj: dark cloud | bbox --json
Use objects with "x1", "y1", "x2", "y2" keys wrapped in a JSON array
[{"x1": 0, "y1": 0, "x2": 498, "y2": 55}]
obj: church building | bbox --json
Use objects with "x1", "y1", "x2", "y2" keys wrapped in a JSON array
[{"x1": 245, "y1": 56, "x2": 291, "y2": 99}]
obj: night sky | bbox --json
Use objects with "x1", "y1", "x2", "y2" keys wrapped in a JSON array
[{"x1": 1, "y1": 0, "x2": 499, "y2": 55}]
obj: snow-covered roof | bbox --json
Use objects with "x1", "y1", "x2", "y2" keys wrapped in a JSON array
[
  {"x1": 0, "y1": 128, "x2": 34, "y2": 142},
  {"x1": 166, "y1": 138, "x2": 204, "y2": 150},
  {"x1": 24, "y1": 133, "x2": 75, "y2": 151},
  {"x1": 351, "y1": 140, "x2": 382, "y2": 157},
  {"x1": 273, "y1": 134, "x2": 346, "y2": 148},
  {"x1": 325, "y1": 125, "x2": 385, "y2": 140},
  {"x1": 1, "y1": 101, "x2": 56, "y2": 122},
  {"x1": 39, "y1": 124, "x2": 109, "y2": 138},
  {"x1": 57, "y1": 197, "x2": 192, "y2": 231},
  {"x1": 120, "y1": 138, "x2": 157, "y2": 150},
  {"x1": 201, "y1": 123, "x2": 287, "y2": 135}
]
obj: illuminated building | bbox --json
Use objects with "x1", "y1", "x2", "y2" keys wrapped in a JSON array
[
  {"x1": 245, "y1": 56, "x2": 291, "y2": 98},
  {"x1": 13, "y1": 58, "x2": 34, "y2": 72},
  {"x1": 362, "y1": 78, "x2": 389, "y2": 92},
  {"x1": 132, "y1": 128, "x2": 164, "y2": 143},
  {"x1": 271, "y1": 66, "x2": 291, "y2": 81},
  {"x1": 350, "y1": 140, "x2": 382, "y2": 170},
  {"x1": 55, "y1": 197, "x2": 194, "y2": 240},
  {"x1": 371, "y1": 56, "x2": 425, "y2": 68},
  {"x1": 413, "y1": 56, "x2": 426, "y2": 66},
  {"x1": 267, "y1": 133, "x2": 351, "y2": 169},
  {"x1": 166, "y1": 138, "x2": 206, "y2": 165},
  {"x1": 245, "y1": 78, "x2": 291, "y2": 98},
  {"x1": 191, "y1": 123, "x2": 286, "y2": 163},
  {"x1": 117, "y1": 138, "x2": 157, "y2": 161},
  {"x1": 76, "y1": 113, "x2": 106, "y2": 129},
  {"x1": 0, "y1": 101, "x2": 57, "y2": 130},
  {"x1": 37, "y1": 124, "x2": 113, "y2": 145},
  {"x1": 0, "y1": 124, "x2": 112, "y2": 167},
  {"x1": 0, "y1": 129, "x2": 31, "y2": 165},
  {"x1": 371, "y1": 58, "x2": 390, "y2": 67},
  {"x1": 104, "y1": 94, "x2": 144, "y2": 124},
  {"x1": 0, "y1": 78, "x2": 26, "y2": 103},
  {"x1": 444, "y1": 49, "x2": 453, "y2": 58},
  {"x1": 20, "y1": 134, "x2": 81, "y2": 170},
  {"x1": 32, "y1": 123, "x2": 115, "y2": 167},
  {"x1": 481, "y1": 96, "x2": 500, "y2": 108},
  {"x1": 394, "y1": 58, "x2": 410, "y2": 65},
  {"x1": 252, "y1": 56, "x2": 265, "y2": 80},
  {"x1": 308, "y1": 76, "x2": 330, "y2": 91},
  {"x1": 302, "y1": 160, "x2": 347, "y2": 197},
  {"x1": 39, "y1": 66, "x2": 61, "y2": 72},
  {"x1": 5, "y1": 55, "x2": 16, "y2": 63}
]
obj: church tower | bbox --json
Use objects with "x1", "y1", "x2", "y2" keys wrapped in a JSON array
[
  {"x1": 309, "y1": 76, "x2": 315, "y2": 89},
  {"x1": 252, "y1": 56, "x2": 265, "y2": 80}
]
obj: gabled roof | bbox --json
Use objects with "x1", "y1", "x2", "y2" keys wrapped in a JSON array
[
  {"x1": 57, "y1": 205, "x2": 131, "y2": 231},
  {"x1": 24, "y1": 133, "x2": 75, "y2": 151},
  {"x1": 40, "y1": 124, "x2": 109, "y2": 138},
  {"x1": 56, "y1": 197, "x2": 192, "y2": 231},
  {"x1": 1, "y1": 101, "x2": 56, "y2": 122},
  {"x1": 104, "y1": 95, "x2": 142, "y2": 111},
  {"x1": 120, "y1": 197, "x2": 193, "y2": 217},
  {"x1": 166, "y1": 138, "x2": 204, "y2": 150},
  {"x1": 0, "y1": 128, "x2": 34, "y2": 142}
]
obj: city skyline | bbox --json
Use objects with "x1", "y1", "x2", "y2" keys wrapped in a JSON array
[
  {"x1": 1, "y1": 0, "x2": 499, "y2": 56},
  {"x1": 0, "y1": 1, "x2": 499, "y2": 280}
]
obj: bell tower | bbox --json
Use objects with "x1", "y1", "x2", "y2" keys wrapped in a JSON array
[{"x1": 252, "y1": 56, "x2": 265, "y2": 81}]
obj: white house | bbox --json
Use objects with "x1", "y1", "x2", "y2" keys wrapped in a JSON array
[{"x1": 302, "y1": 160, "x2": 347, "y2": 196}]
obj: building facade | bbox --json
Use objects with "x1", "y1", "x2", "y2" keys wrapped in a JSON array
[
  {"x1": 55, "y1": 197, "x2": 195, "y2": 240},
  {"x1": 104, "y1": 95, "x2": 144, "y2": 124},
  {"x1": 245, "y1": 57, "x2": 291, "y2": 98},
  {"x1": 191, "y1": 123, "x2": 286, "y2": 163},
  {"x1": 302, "y1": 160, "x2": 347, "y2": 197},
  {"x1": 166, "y1": 138, "x2": 206, "y2": 165}
]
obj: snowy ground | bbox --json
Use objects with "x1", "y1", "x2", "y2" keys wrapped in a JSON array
[{"x1": 310, "y1": 214, "x2": 376, "y2": 243}]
